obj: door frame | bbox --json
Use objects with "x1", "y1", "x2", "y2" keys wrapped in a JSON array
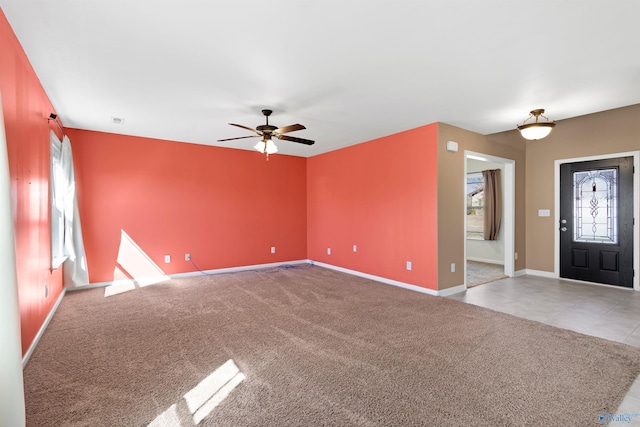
[
  {"x1": 554, "y1": 151, "x2": 639, "y2": 290},
  {"x1": 464, "y1": 151, "x2": 516, "y2": 285}
]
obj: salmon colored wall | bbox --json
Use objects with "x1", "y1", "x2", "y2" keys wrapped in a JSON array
[
  {"x1": 0, "y1": 9, "x2": 64, "y2": 356},
  {"x1": 307, "y1": 124, "x2": 439, "y2": 290},
  {"x1": 67, "y1": 129, "x2": 307, "y2": 283}
]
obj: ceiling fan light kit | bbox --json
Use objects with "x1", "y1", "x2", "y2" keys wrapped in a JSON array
[
  {"x1": 218, "y1": 109, "x2": 314, "y2": 159},
  {"x1": 254, "y1": 138, "x2": 278, "y2": 155},
  {"x1": 517, "y1": 108, "x2": 556, "y2": 140}
]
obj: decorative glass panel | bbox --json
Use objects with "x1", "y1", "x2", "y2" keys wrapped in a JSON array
[{"x1": 573, "y1": 168, "x2": 618, "y2": 244}]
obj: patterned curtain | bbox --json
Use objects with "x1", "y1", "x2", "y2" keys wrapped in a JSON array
[{"x1": 482, "y1": 169, "x2": 502, "y2": 240}]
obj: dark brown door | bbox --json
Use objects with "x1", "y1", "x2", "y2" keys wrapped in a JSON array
[{"x1": 559, "y1": 157, "x2": 634, "y2": 287}]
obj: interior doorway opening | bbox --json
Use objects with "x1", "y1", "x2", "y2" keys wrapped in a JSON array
[{"x1": 464, "y1": 152, "x2": 515, "y2": 288}]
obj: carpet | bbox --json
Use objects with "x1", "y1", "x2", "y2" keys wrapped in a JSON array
[
  {"x1": 467, "y1": 260, "x2": 508, "y2": 288},
  {"x1": 23, "y1": 266, "x2": 640, "y2": 426}
]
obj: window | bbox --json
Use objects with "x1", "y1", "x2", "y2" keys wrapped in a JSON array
[
  {"x1": 50, "y1": 132, "x2": 66, "y2": 268},
  {"x1": 466, "y1": 172, "x2": 484, "y2": 239}
]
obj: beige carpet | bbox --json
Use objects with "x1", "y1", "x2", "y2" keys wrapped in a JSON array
[
  {"x1": 23, "y1": 266, "x2": 640, "y2": 426},
  {"x1": 467, "y1": 260, "x2": 508, "y2": 288}
]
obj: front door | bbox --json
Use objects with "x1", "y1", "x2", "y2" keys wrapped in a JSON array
[{"x1": 560, "y1": 157, "x2": 634, "y2": 287}]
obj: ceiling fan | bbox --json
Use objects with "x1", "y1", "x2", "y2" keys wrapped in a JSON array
[{"x1": 218, "y1": 109, "x2": 315, "y2": 157}]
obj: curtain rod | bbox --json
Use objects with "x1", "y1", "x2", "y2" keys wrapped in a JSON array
[{"x1": 48, "y1": 113, "x2": 65, "y2": 138}]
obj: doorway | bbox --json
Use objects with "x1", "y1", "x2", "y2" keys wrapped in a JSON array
[
  {"x1": 559, "y1": 157, "x2": 634, "y2": 287},
  {"x1": 464, "y1": 152, "x2": 515, "y2": 288}
]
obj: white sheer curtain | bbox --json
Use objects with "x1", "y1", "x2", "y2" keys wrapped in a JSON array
[{"x1": 60, "y1": 135, "x2": 89, "y2": 287}]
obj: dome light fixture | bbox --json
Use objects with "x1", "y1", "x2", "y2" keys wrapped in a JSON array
[{"x1": 517, "y1": 108, "x2": 556, "y2": 140}]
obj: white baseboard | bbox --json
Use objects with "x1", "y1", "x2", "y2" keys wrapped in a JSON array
[
  {"x1": 438, "y1": 284, "x2": 468, "y2": 296},
  {"x1": 310, "y1": 261, "x2": 465, "y2": 296},
  {"x1": 68, "y1": 279, "x2": 140, "y2": 290},
  {"x1": 22, "y1": 287, "x2": 66, "y2": 367},
  {"x1": 524, "y1": 269, "x2": 557, "y2": 278},
  {"x1": 170, "y1": 259, "x2": 311, "y2": 279},
  {"x1": 75, "y1": 259, "x2": 467, "y2": 298},
  {"x1": 514, "y1": 269, "x2": 527, "y2": 277},
  {"x1": 74, "y1": 259, "x2": 313, "y2": 289}
]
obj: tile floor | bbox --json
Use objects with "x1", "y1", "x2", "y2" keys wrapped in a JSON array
[{"x1": 447, "y1": 274, "x2": 640, "y2": 426}]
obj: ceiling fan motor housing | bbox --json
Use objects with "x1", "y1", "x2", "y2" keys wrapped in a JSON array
[{"x1": 256, "y1": 125, "x2": 277, "y2": 133}]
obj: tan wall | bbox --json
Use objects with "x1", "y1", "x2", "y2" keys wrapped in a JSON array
[
  {"x1": 491, "y1": 104, "x2": 639, "y2": 273},
  {"x1": 437, "y1": 123, "x2": 527, "y2": 290}
]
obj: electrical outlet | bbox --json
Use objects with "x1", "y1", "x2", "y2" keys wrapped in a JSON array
[
  {"x1": 451, "y1": 263, "x2": 456, "y2": 273},
  {"x1": 327, "y1": 248, "x2": 331, "y2": 255},
  {"x1": 514, "y1": 252, "x2": 518, "y2": 260},
  {"x1": 44, "y1": 284, "x2": 49, "y2": 298},
  {"x1": 353, "y1": 245, "x2": 357, "y2": 252},
  {"x1": 271, "y1": 246, "x2": 276, "y2": 254},
  {"x1": 164, "y1": 255, "x2": 171, "y2": 263},
  {"x1": 185, "y1": 253, "x2": 191, "y2": 261},
  {"x1": 406, "y1": 261, "x2": 412, "y2": 271}
]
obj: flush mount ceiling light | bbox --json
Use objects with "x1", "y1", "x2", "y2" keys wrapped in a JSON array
[{"x1": 517, "y1": 109, "x2": 556, "y2": 140}]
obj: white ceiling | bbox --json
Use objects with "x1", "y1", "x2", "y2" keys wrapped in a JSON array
[{"x1": 1, "y1": 1, "x2": 639, "y2": 157}]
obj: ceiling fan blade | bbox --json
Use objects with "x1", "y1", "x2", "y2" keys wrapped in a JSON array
[
  {"x1": 274, "y1": 124, "x2": 306, "y2": 134},
  {"x1": 277, "y1": 134, "x2": 315, "y2": 145},
  {"x1": 229, "y1": 123, "x2": 260, "y2": 134},
  {"x1": 217, "y1": 135, "x2": 260, "y2": 142}
]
